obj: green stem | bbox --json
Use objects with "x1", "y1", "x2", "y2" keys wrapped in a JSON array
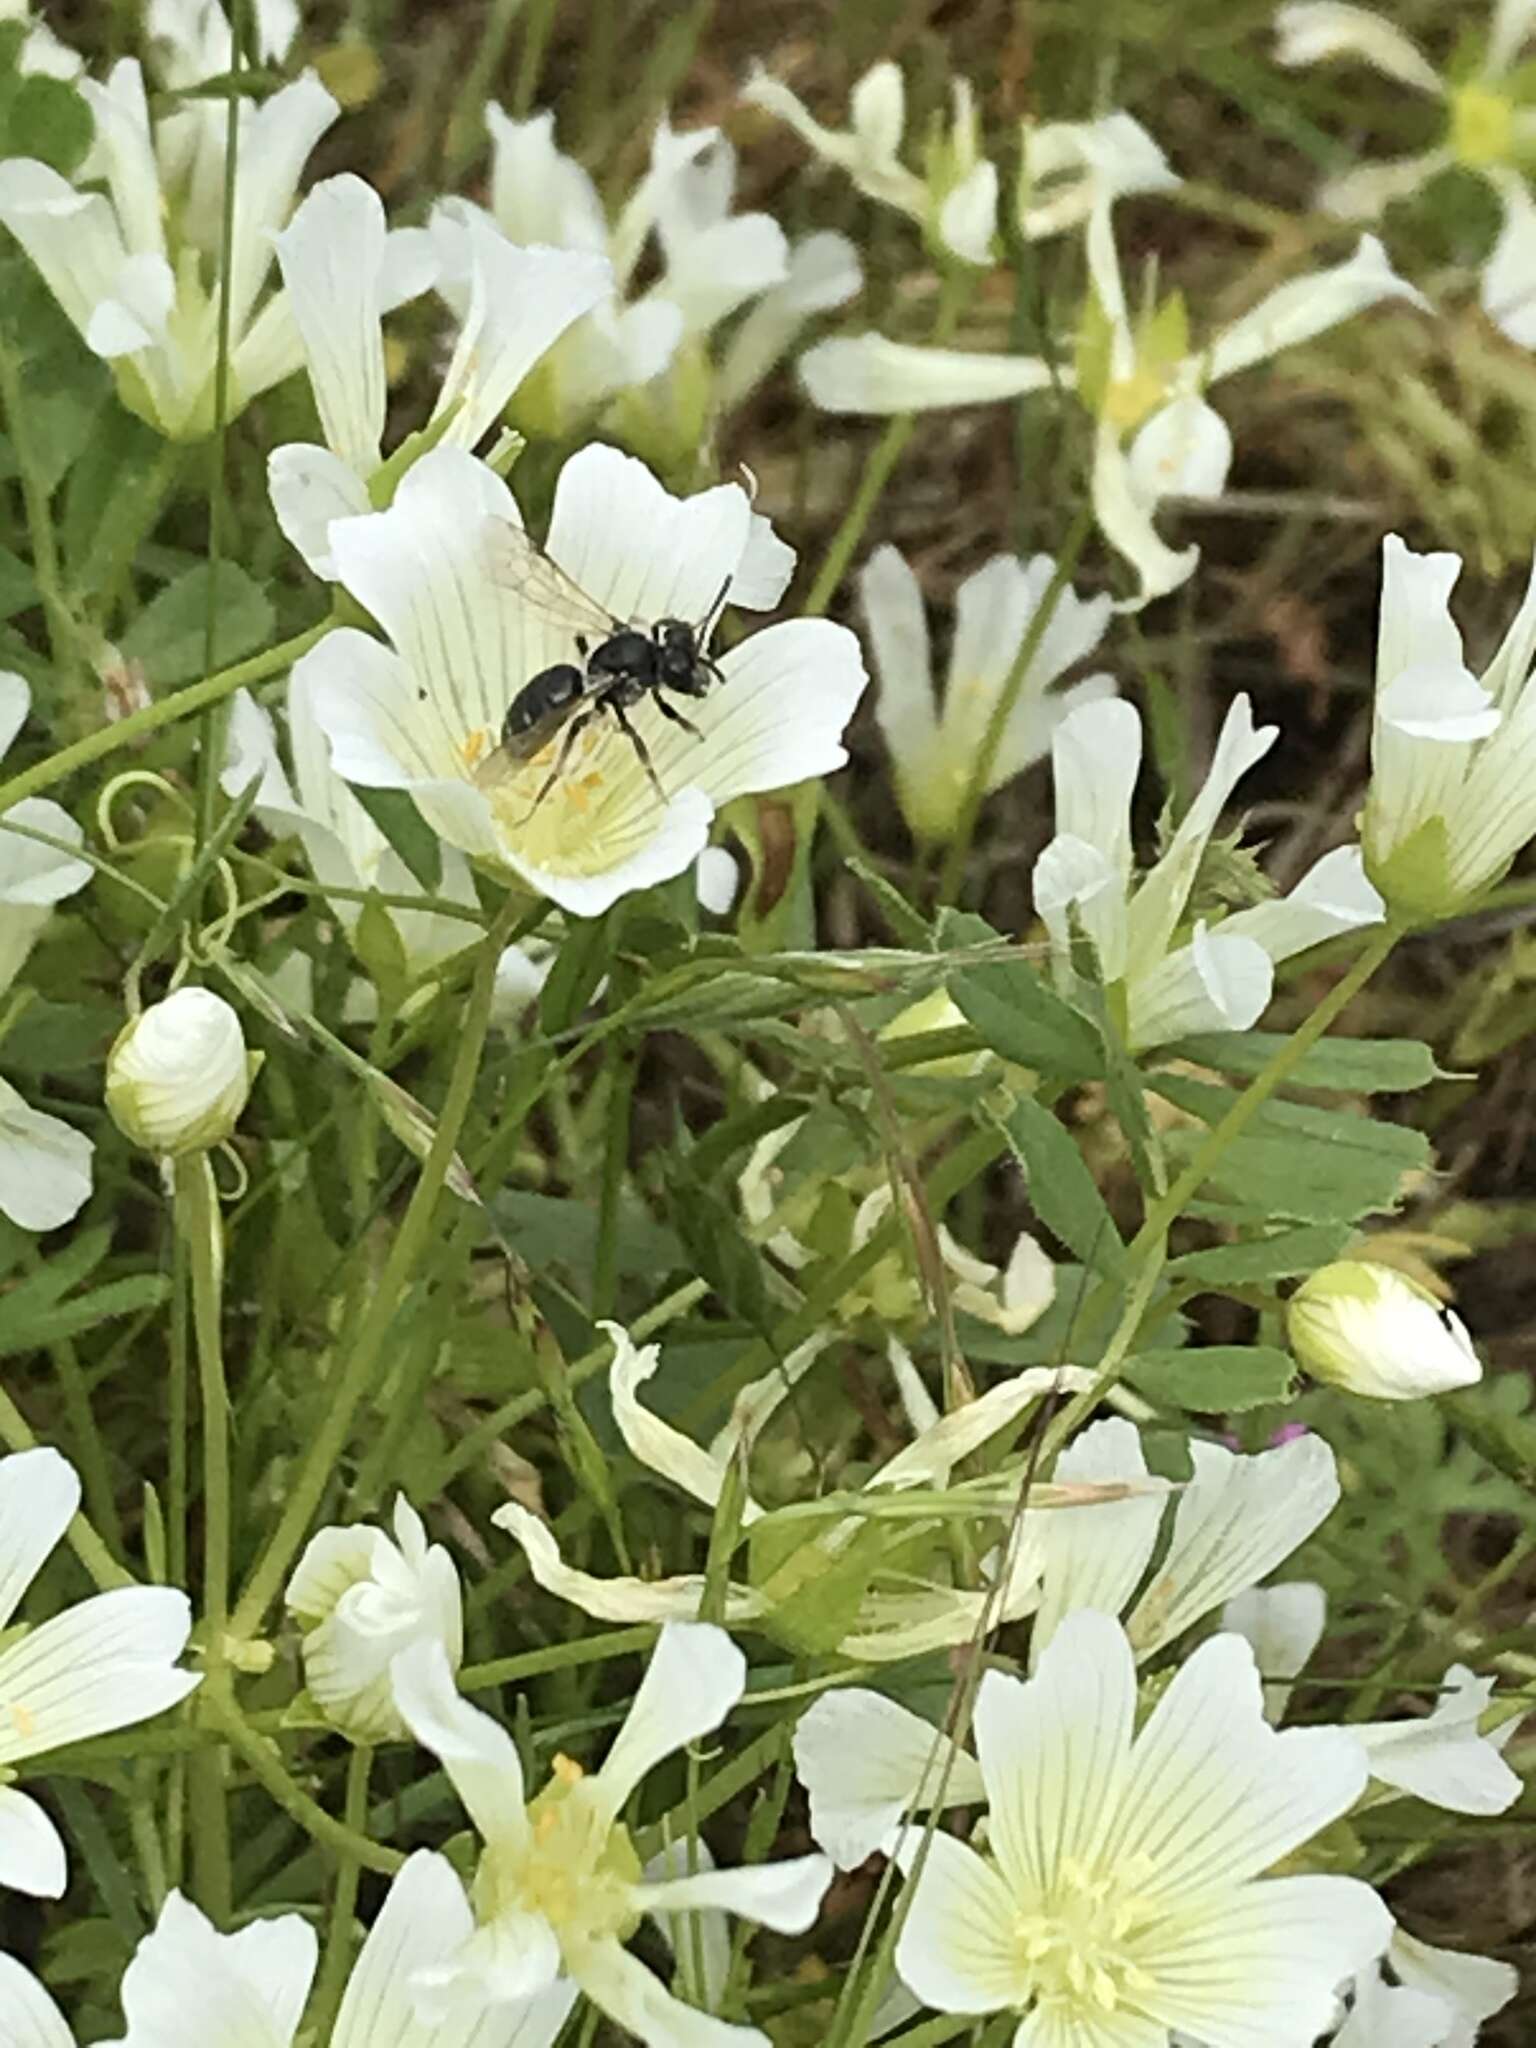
[
  {"x1": 176, "y1": 1151, "x2": 231, "y2": 1922},
  {"x1": 934, "y1": 503, "x2": 1095, "y2": 906},
  {"x1": 207, "y1": 1695, "x2": 401, "y2": 1875},
  {"x1": 229, "y1": 896, "x2": 519, "y2": 1640},
  {"x1": 0, "y1": 621, "x2": 333, "y2": 818},
  {"x1": 0, "y1": 341, "x2": 76, "y2": 682},
  {"x1": 47, "y1": 1326, "x2": 122, "y2": 1550},
  {"x1": 0, "y1": 1384, "x2": 133, "y2": 1589},
  {"x1": 308, "y1": 1745, "x2": 373, "y2": 2038},
  {"x1": 169, "y1": 1212, "x2": 190, "y2": 1589},
  {"x1": 512, "y1": 0, "x2": 558, "y2": 115},
  {"x1": 459, "y1": 1623, "x2": 657, "y2": 1693}
]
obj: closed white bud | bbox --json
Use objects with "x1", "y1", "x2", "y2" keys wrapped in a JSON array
[
  {"x1": 106, "y1": 988, "x2": 256, "y2": 1158},
  {"x1": 1288, "y1": 1261, "x2": 1482, "y2": 1401}
]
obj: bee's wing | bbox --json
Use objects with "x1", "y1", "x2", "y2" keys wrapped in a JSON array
[{"x1": 479, "y1": 519, "x2": 619, "y2": 638}]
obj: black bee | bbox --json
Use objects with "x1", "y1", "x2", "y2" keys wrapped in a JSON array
[{"x1": 476, "y1": 520, "x2": 729, "y2": 815}]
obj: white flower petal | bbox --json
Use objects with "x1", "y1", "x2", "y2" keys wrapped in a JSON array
[
  {"x1": 1091, "y1": 416, "x2": 1200, "y2": 611},
  {"x1": 0, "y1": 794, "x2": 87, "y2": 906},
  {"x1": 273, "y1": 173, "x2": 389, "y2": 477},
  {"x1": 0, "y1": 1585, "x2": 197, "y2": 1761},
  {"x1": 938, "y1": 159, "x2": 998, "y2": 266},
  {"x1": 1481, "y1": 167, "x2": 1536, "y2": 346},
  {"x1": 494, "y1": 1499, "x2": 762, "y2": 1626},
  {"x1": 862, "y1": 544, "x2": 938, "y2": 815},
  {"x1": 592, "y1": 1621, "x2": 745, "y2": 1822},
  {"x1": 1390, "y1": 1930, "x2": 1519, "y2": 2041},
  {"x1": 1127, "y1": 924, "x2": 1273, "y2": 1048},
  {"x1": 1049, "y1": 695, "x2": 1141, "y2": 884},
  {"x1": 572, "y1": 1937, "x2": 767, "y2": 2048},
  {"x1": 716, "y1": 231, "x2": 863, "y2": 407},
  {"x1": 798, "y1": 334, "x2": 1057, "y2": 415},
  {"x1": 792, "y1": 1689, "x2": 986, "y2": 1868},
  {"x1": 1029, "y1": 1418, "x2": 1165, "y2": 1668},
  {"x1": 1318, "y1": 147, "x2": 1453, "y2": 223},
  {"x1": 0, "y1": 1954, "x2": 73, "y2": 2048},
  {"x1": 391, "y1": 1639, "x2": 529, "y2": 1857},
  {"x1": 635, "y1": 1853, "x2": 831, "y2": 1935},
  {"x1": 892, "y1": 1827, "x2": 1032, "y2": 2013},
  {"x1": 222, "y1": 72, "x2": 339, "y2": 340},
  {"x1": 268, "y1": 443, "x2": 373, "y2": 580},
  {"x1": 876, "y1": 1367, "x2": 1094, "y2": 1490},
  {"x1": 694, "y1": 845, "x2": 739, "y2": 916},
  {"x1": 1220, "y1": 843, "x2": 1385, "y2": 967},
  {"x1": 0, "y1": 1445, "x2": 79, "y2": 1629},
  {"x1": 1332, "y1": 1959, "x2": 1453, "y2": 2048},
  {"x1": 0, "y1": 1787, "x2": 66, "y2": 1898},
  {"x1": 1127, "y1": 396, "x2": 1233, "y2": 503},
  {"x1": 118, "y1": 1890, "x2": 318, "y2": 2048},
  {"x1": 1127, "y1": 1434, "x2": 1339, "y2": 1657},
  {"x1": 1274, "y1": 4, "x2": 1444, "y2": 96},
  {"x1": 1033, "y1": 832, "x2": 1128, "y2": 983},
  {"x1": 1350, "y1": 1666, "x2": 1521, "y2": 1815},
  {"x1": 1220, "y1": 1581, "x2": 1327, "y2": 1723},
  {"x1": 486, "y1": 106, "x2": 608, "y2": 251},
  {"x1": 1018, "y1": 111, "x2": 1180, "y2": 240},
  {"x1": 606, "y1": 1321, "x2": 741, "y2": 1516},
  {"x1": 1206, "y1": 234, "x2": 1424, "y2": 385},
  {"x1": 0, "y1": 160, "x2": 130, "y2": 346}
]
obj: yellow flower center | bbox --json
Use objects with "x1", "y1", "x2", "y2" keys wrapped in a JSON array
[
  {"x1": 476, "y1": 1765, "x2": 643, "y2": 1952},
  {"x1": 1015, "y1": 1855, "x2": 1159, "y2": 2017},
  {"x1": 1451, "y1": 83, "x2": 1516, "y2": 167},
  {"x1": 1103, "y1": 364, "x2": 1171, "y2": 434}
]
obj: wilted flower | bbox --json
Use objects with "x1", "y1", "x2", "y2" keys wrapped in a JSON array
[
  {"x1": 107, "y1": 987, "x2": 256, "y2": 1158},
  {"x1": 862, "y1": 542, "x2": 1114, "y2": 842},
  {"x1": 268, "y1": 174, "x2": 610, "y2": 577},
  {"x1": 745, "y1": 58, "x2": 998, "y2": 265},
  {"x1": 0, "y1": 1850, "x2": 576, "y2": 2048},
  {"x1": 0, "y1": 57, "x2": 337, "y2": 437},
  {"x1": 301, "y1": 443, "x2": 866, "y2": 919},
  {"x1": 495, "y1": 1321, "x2": 1104, "y2": 1661},
  {"x1": 1276, "y1": 0, "x2": 1536, "y2": 342},
  {"x1": 286, "y1": 1495, "x2": 464, "y2": 1742},
  {"x1": 1360, "y1": 533, "x2": 1536, "y2": 921},
  {"x1": 0, "y1": 672, "x2": 94, "y2": 1230},
  {"x1": 0, "y1": 1447, "x2": 199, "y2": 1895},
  {"x1": 392, "y1": 1622, "x2": 832, "y2": 2043},
  {"x1": 1036, "y1": 694, "x2": 1386, "y2": 1051},
  {"x1": 1288, "y1": 1258, "x2": 1483, "y2": 1399},
  {"x1": 891, "y1": 1611, "x2": 1390, "y2": 2041}
]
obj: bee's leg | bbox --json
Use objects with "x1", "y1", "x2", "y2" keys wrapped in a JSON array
[
  {"x1": 653, "y1": 692, "x2": 705, "y2": 742},
  {"x1": 609, "y1": 698, "x2": 667, "y2": 802},
  {"x1": 521, "y1": 711, "x2": 593, "y2": 821}
]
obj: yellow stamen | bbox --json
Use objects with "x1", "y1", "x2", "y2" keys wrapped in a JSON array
[{"x1": 552, "y1": 1753, "x2": 584, "y2": 1785}]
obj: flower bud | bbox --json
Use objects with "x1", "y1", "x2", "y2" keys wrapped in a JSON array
[
  {"x1": 107, "y1": 988, "x2": 256, "y2": 1158},
  {"x1": 286, "y1": 1497, "x2": 464, "y2": 1742},
  {"x1": 1288, "y1": 1261, "x2": 1481, "y2": 1401}
]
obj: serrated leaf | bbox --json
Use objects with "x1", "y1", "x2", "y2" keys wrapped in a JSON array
[
  {"x1": 1126, "y1": 1344, "x2": 1296, "y2": 1413},
  {"x1": 120, "y1": 561, "x2": 274, "y2": 686},
  {"x1": 1170, "y1": 1032, "x2": 1441, "y2": 1093},
  {"x1": 994, "y1": 1094, "x2": 1125, "y2": 1275}
]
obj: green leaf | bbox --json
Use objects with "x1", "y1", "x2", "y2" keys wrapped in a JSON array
[
  {"x1": 120, "y1": 561, "x2": 275, "y2": 686},
  {"x1": 659, "y1": 1147, "x2": 768, "y2": 1327},
  {"x1": 1170, "y1": 1032, "x2": 1441, "y2": 1093},
  {"x1": 5, "y1": 74, "x2": 94, "y2": 174},
  {"x1": 538, "y1": 911, "x2": 614, "y2": 1036},
  {"x1": 993, "y1": 1094, "x2": 1125, "y2": 1275},
  {"x1": 0, "y1": 542, "x2": 36, "y2": 622},
  {"x1": 1151, "y1": 1072, "x2": 1430, "y2": 1224},
  {"x1": 488, "y1": 1189, "x2": 682, "y2": 1285},
  {"x1": 349, "y1": 787, "x2": 442, "y2": 893},
  {"x1": 0, "y1": 1274, "x2": 170, "y2": 1355},
  {"x1": 1126, "y1": 1344, "x2": 1296, "y2": 1413},
  {"x1": 939, "y1": 911, "x2": 1102, "y2": 1079},
  {"x1": 1167, "y1": 1222, "x2": 1354, "y2": 1286},
  {"x1": 749, "y1": 1519, "x2": 891, "y2": 1656},
  {"x1": 847, "y1": 855, "x2": 931, "y2": 946}
]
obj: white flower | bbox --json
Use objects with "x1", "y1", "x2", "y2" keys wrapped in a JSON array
[
  {"x1": 285, "y1": 1495, "x2": 464, "y2": 1743},
  {"x1": 1035, "y1": 693, "x2": 1386, "y2": 1051},
  {"x1": 0, "y1": 1446, "x2": 199, "y2": 1895},
  {"x1": 391, "y1": 1622, "x2": 832, "y2": 2045},
  {"x1": 1288, "y1": 1259, "x2": 1483, "y2": 1399},
  {"x1": 862, "y1": 542, "x2": 1114, "y2": 841},
  {"x1": 0, "y1": 58, "x2": 337, "y2": 438},
  {"x1": 744, "y1": 61, "x2": 998, "y2": 266},
  {"x1": 221, "y1": 673, "x2": 488, "y2": 974},
  {"x1": 1376, "y1": 1929, "x2": 1520, "y2": 2044},
  {"x1": 798, "y1": 333, "x2": 1057, "y2": 414},
  {"x1": 794, "y1": 1688, "x2": 986, "y2": 1870},
  {"x1": 107, "y1": 987, "x2": 255, "y2": 1157},
  {"x1": 494, "y1": 1322, "x2": 1103, "y2": 1661},
  {"x1": 481, "y1": 107, "x2": 817, "y2": 437},
  {"x1": 1360, "y1": 533, "x2": 1536, "y2": 920},
  {"x1": 268, "y1": 174, "x2": 609, "y2": 578},
  {"x1": 300, "y1": 443, "x2": 866, "y2": 919},
  {"x1": 0, "y1": 672, "x2": 93, "y2": 1230},
  {"x1": 0, "y1": 1849, "x2": 575, "y2": 2048},
  {"x1": 892, "y1": 1610, "x2": 1391, "y2": 2041},
  {"x1": 1276, "y1": 0, "x2": 1536, "y2": 343},
  {"x1": 1017, "y1": 109, "x2": 1179, "y2": 238},
  {"x1": 1221, "y1": 1579, "x2": 1327, "y2": 1721}
]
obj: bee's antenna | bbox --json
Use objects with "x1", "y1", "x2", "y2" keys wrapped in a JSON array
[{"x1": 699, "y1": 574, "x2": 732, "y2": 638}]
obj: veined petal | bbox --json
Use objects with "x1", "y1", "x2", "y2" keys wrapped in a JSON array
[
  {"x1": 0, "y1": 1080, "x2": 92, "y2": 1232},
  {"x1": 1132, "y1": 1873, "x2": 1391, "y2": 2043},
  {"x1": 1221, "y1": 1581, "x2": 1327, "y2": 1723},
  {"x1": 1376, "y1": 532, "x2": 1467, "y2": 689},
  {"x1": 493, "y1": 1499, "x2": 763, "y2": 1627},
  {"x1": 224, "y1": 72, "x2": 339, "y2": 341},
  {"x1": 486, "y1": 106, "x2": 608, "y2": 251},
  {"x1": 1029, "y1": 1419, "x2": 1165, "y2": 1668},
  {"x1": 1107, "y1": 1632, "x2": 1369, "y2": 1901},
  {"x1": 1126, "y1": 692, "x2": 1277, "y2": 980},
  {"x1": 892, "y1": 1828, "x2": 1033, "y2": 2013},
  {"x1": 78, "y1": 60, "x2": 165, "y2": 263},
  {"x1": 0, "y1": 1787, "x2": 65, "y2": 1897},
  {"x1": 0, "y1": 1954, "x2": 72, "y2": 2048},
  {"x1": 1390, "y1": 1929, "x2": 1519, "y2": 2038},
  {"x1": 1206, "y1": 234, "x2": 1425, "y2": 384},
  {"x1": 861, "y1": 544, "x2": 939, "y2": 825},
  {"x1": 1127, "y1": 924, "x2": 1273, "y2": 1048},
  {"x1": 1349, "y1": 1666, "x2": 1521, "y2": 1814},
  {"x1": 0, "y1": 1446, "x2": 78, "y2": 1630},
  {"x1": 1481, "y1": 166, "x2": 1536, "y2": 345},
  {"x1": 1366, "y1": 660, "x2": 1496, "y2": 867},
  {"x1": 591, "y1": 1621, "x2": 745, "y2": 1823},
  {"x1": 799, "y1": 334, "x2": 1057, "y2": 415},
  {"x1": 606, "y1": 1321, "x2": 741, "y2": 1515},
  {"x1": 1033, "y1": 832, "x2": 1128, "y2": 984},
  {"x1": 633, "y1": 1853, "x2": 831, "y2": 1934},
  {"x1": 875, "y1": 1366, "x2": 1095, "y2": 1489},
  {"x1": 1049, "y1": 694, "x2": 1141, "y2": 885},
  {"x1": 1127, "y1": 1434, "x2": 1340, "y2": 1657},
  {"x1": 1127, "y1": 396, "x2": 1232, "y2": 503},
  {"x1": 0, "y1": 159, "x2": 132, "y2": 343},
  {"x1": 1091, "y1": 415, "x2": 1200, "y2": 611},
  {"x1": 117, "y1": 1890, "x2": 318, "y2": 2048},
  {"x1": 268, "y1": 442, "x2": 373, "y2": 580},
  {"x1": 391, "y1": 1639, "x2": 530, "y2": 1857},
  {"x1": 1219, "y1": 843, "x2": 1385, "y2": 966},
  {"x1": 273, "y1": 174, "x2": 389, "y2": 477},
  {"x1": 1273, "y1": 4, "x2": 1444, "y2": 95},
  {"x1": 570, "y1": 1937, "x2": 767, "y2": 2048},
  {"x1": 793, "y1": 1690, "x2": 986, "y2": 1869},
  {"x1": 976, "y1": 1614, "x2": 1136, "y2": 1897},
  {"x1": 0, "y1": 1585, "x2": 197, "y2": 1762}
]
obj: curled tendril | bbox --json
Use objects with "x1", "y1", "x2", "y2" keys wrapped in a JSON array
[
  {"x1": 95, "y1": 769, "x2": 193, "y2": 851},
  {"x1": 210, "y1": 1138, "x2": 250, "y2": 1203}
]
